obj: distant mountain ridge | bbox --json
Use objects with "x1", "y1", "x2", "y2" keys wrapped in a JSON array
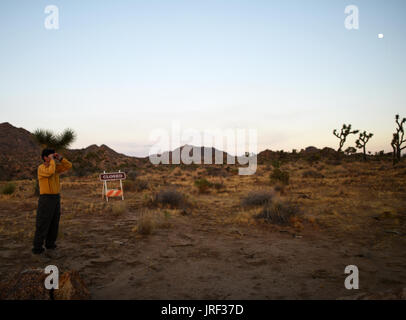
[
  {"x1": 1, "y1": 122, "x2": 349, "y2": 181},
  {"x1": 0, "y1": 122, "x2": 142, "y2": 180}
]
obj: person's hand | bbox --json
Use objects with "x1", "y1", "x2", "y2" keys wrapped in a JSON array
[
  {"x1": 48, "y1": 153, "x2": 55, "y2": 160},
  {"x1": 54, "y1": 153, "x2": 62, "y2": 161}
]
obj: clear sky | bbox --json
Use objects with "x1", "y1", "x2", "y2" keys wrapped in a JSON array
[{"x1": 1, "y1": 0, "x2": 405, "y2": 156}]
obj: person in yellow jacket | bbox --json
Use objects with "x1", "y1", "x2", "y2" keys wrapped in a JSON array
[{"x1": 32, "y1": 148, "x2": 72, "y2": 257}]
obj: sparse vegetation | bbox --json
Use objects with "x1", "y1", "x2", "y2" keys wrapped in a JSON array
[
  {"x1": 124, "y1": 179, "x2": 149, "y2": 192},
  {"x1": 111, "y1": 201, "x2": 127, "y2": 215},
  {"x1": 333, "y1": 124, "x2": 359, "y2": 152},
  {"x1": 1, "y1": 183, "x2": 16, "y2": 195},
  {"x1": 255, "y1": 201, "x2": 298, "y2": 225},
  {"x1": 155, "y1": 188, "x2": 184, "y2": 208},
  {"x1": 133, "y1": 210, "x2": 172, "y2": 236},
  {"x1": 135, "y1": 211, "x2": 155, "y2": 235},
  {"x1": 302, "y1": 170, "x2": 324, "y2": 179},
  {"x1": 194, "y1": 178, "x2": 212, "y2": 194},
  {"x1": 205, "y1": 166, "x2": 229, "y2": 177},
  {"x1": 241, "y1": 190, "x2": 274, "y2": 207},
  {"x1": 269, "y1": 162, "x2": 290, "y2": 185}
]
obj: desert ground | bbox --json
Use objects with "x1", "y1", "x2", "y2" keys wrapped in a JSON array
[{"x1": 1, "y1": 159, "x2": 406, "y2": 299}]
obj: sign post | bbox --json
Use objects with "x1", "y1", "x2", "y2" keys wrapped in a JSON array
[{"x1": 100, "y1": 170, "x2": 126, "y2": 202}]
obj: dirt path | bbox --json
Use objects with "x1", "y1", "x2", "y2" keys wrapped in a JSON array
[{"x1": 1, "y1": 205, "x2": 404, "y2": 300}]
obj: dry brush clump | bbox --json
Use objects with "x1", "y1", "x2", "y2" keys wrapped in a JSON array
[
  {"x1": 110, "y1": 201, "x2": 127, "y2": 216},
  {"x1": 194, "y1": 178, "x2": 225, "y2": 194},
  {"x1": 204, "y1": 166, "x2": 230, "y2": 177},
  {"x1": 155, "y1": 188, "x2": 185, "y2": 208},
  {"x1": 124, "y1": 179, "x2": 149, "y2": 192},
  {"x1": 194, "y1": 178, "x2": 212, "y2": 194},
  {"x1": 255, "y1": 200, "x2": 299, "y2": 226},
  {"x1": 1, "y1": 182, "x2": 16, "y2": 195},
  {"x1": 269, "y1": 160, "x2": 290, "y2": 185},
  {"x1": 302, "y1": 169, "x2": 324, "y2": 179},
  {"x1": 241, "y1": 190, "x2": 274, "y2": 207},
  {"x1": 133, "y1": 210, "x2": 172, "y2": 236}
]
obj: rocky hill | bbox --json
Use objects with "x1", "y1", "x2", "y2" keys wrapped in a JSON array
[
  {"x1": 0, "y1": 123, "x2": 143, "y2": 181},
  {"x1": 0, "y1": 122, "x2": 41, "y2": 180}
]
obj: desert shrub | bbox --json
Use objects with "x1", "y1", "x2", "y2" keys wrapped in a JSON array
[
  {"x1": 213, "y1": 182, "x2": 225, "y2": 191},
  {"x1": 155, "y1": 188, "x2": 184, "y2": 208},
  {"x1": 136, "y1": 213, "x2": 154, "y2": 235},
  {"x1": 273, "y1": 183, "x2": 285, "y2": 194},
  {"x1": 1, "y1": 183, "x2": 16, "y2": 195},
  {"x1": 305, "y1": 153, "x2": 321, "y2": 165},
  {"x1": 302, "y1": 170, "x2": 324, "y2": 179},
  {"x1": 74, "y1": 165, "x2": 96, "y2": 177},
  {"x1": 194, "y1": 178, "x2": 212, "y2": 194},
  {"x1": 256, "y1": 201, "x2": 298, "y2": 225},
  {"x1": 124, "y1": 179, "x2": 149, "y2": 192},
  {"x1": 205, "y1": 166, "x2": 229, "y2": 177},
  {"x1": 241, "y1": 190, "x2": 274, "y2": 207},
  {"x1": 124, "y1": 180, "x2": 136, "y2": 191},
  {"x1": 134, "y1": 179, "x2": 149, "y2": 191},
  {"x1": 84, "y1": 152, "x2": 99, "y2": 161},
  {"x1": 134, "y1": 210, "x2": 172, "y2": 235},
  {"x1": 270, "y1": 168, "x2": 289, "y2": 185},
  {"x1": 126, "y1": 170, "x2": 138, "y2": 180},
  {"x1": 111, "y1": 201, "x2": 127, "y2": 215}
]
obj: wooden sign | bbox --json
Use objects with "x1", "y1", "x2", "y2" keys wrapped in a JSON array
[
  {"x1": 100, "y1": 172, "x2": 126, "y2": 181},
  {"x1": 101, "y1": 170, "x2": 126, "y2": 202}
]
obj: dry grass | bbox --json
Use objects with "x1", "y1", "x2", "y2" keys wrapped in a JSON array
[
  {"x1": 111, "y1": 201, "x2": 127, "y2": 216},
  {"x1": 241, "y1": 190, "x2": 274, "y2": 207},
  {"x1": 0, "y1": 159, "x2": 405, "y2": 244},
  {"x1": 155, "y1": 188, "x2": 185, "y2": 208},
  {"x1": 133, "y1": 209, "x2": 172, "y2": 236},
  {"x1": 256, "y1": 201, "x2": 299, "y2": 225}
]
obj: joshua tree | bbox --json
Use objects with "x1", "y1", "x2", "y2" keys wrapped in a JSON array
[
  {"x1": 333, "y1": 124, "x2": 359, "y2": 152},
  {"x1": 391, "y1": 114, "x2": 406, "y2": 165},
  {"x1": 355, "y1": 131, "x2": 373, "y2": 161},
  {"x1": 33, "y1": 128, "x2": 76, "y2": 151}
]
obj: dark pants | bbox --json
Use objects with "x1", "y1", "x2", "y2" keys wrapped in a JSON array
[{"x1": 32, "y1": 194, "x2": 61, "y2": 254}]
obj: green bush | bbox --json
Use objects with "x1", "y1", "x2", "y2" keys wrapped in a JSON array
[
  {"x1": 270, "y1": 168, "x2": 289, "y2": 185},
  {"x1": 2, "y1": 183, "x2": 16, "y2": 195},
  {"x1": 194, "y1": 178, "x2": 212, "y2": 194}
]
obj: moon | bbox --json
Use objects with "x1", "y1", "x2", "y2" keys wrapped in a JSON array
[{"x1": 378, "y1": 33, "x2": 384, "y2": 39}]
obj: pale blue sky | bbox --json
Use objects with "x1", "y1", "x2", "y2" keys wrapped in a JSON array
[{"x1": 1, "y1": 0, "x2": 405, "y2": 156}]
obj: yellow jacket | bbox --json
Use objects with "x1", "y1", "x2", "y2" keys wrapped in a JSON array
[{"x1": 38, "y1": 158, "x2": 72, "y2": 195}]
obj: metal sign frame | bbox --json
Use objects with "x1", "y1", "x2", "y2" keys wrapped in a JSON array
[{"x1": 100, "y1": 170, "x2": 126, "y2": 202}]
